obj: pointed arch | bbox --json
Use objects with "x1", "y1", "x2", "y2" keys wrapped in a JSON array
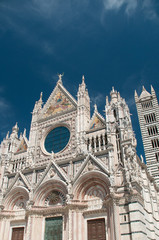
[
  {"x1": 33, "y1": 179, "x2": 68, "y2": 206},
  {"x1": 3, "y1": 186, "x2": 29, "y2": 210},
  {"x1": 73, "y1": 171, "x2": 110, "y2": 201}
]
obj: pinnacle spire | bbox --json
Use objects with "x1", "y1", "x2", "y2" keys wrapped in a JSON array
[
  {"x1": 106, "y1": 96, "x2": 109, "y2": 106},
  {"x1": 23, "y1": 128, "x2": 26, "y2": 137},
  {"x1": 40, "y1": 92, "x2": 43, "y2": 101},
  {"x1": 151, "y1": 85, "x2": 156, "y2": 96},
  {"x1": 12, "y1": 122, "x2": 18, "y2": 131},
  {"x1": 6, "y1": 131, "x2": 9, "y2": 139},
  {"x1": 94, "y1": 104, "x2": 97, "y2": 112},
  {"x1": 82, "y1": 75, "x2": 85, "y2": 84},
  {"x1": 142, "y1": 86, "x2": 146, "y2": 91}
]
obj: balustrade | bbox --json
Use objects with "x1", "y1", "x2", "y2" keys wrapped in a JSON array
[
  {"x1": 12, "y1": 158, "x2": 26, "y2": 172},
  {"x1": 87, "y1": 134, "x2": 108, "y2": 152}
]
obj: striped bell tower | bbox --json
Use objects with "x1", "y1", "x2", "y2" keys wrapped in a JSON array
[{"x1": 135, "y1": 86, "x2": 159, "y2": 186}]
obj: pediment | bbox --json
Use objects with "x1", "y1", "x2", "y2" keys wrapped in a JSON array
[
  {"x1": 35, "y1": 160, "x2": 69, "y2": 190},
  {"x1": 5, "y1": 172, "x2": 31, "y2": 196},
  {"x1": 73, "y1": 154, "x2": 109, "y2": 184},
  {"x1": 39, "y1": 83, "x2": 77, "y2": 120}
]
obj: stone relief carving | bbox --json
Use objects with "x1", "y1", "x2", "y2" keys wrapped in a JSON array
[
  {"x1": 48, "y1": 168, "x2": 56, "y2": 178},
  {"x1": 13, "y1": 198, "x2": 27, "y2": 210},
  {"x1": 45, "y1": 191, "x2": 65, "y2": 206}
]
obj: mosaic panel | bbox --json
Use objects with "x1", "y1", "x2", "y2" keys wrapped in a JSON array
[{"x1": 44, "y1": 90, "x2": 73, "y2": 118}]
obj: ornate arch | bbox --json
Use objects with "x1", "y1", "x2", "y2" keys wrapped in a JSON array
[
  {"x1": 73, "y1": 171, "x2": 110, "y2": 201},
  {"x1": 33, "y1": 179, "x2": 68, "y2": 207},
  {"x1": 3, "y1": 186, "x2": 29, "y2": 210}
]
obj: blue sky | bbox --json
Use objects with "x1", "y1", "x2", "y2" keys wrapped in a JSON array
[{"x1": 0, "y1": 0, "x2": 159, "y2": 158}]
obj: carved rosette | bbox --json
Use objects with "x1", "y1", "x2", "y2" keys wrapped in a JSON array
[{"x1": 45, "y1": 191, "x2": 65, "y2": 206}]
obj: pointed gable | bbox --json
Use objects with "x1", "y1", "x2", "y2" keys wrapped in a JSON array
[
  {"x1": 89, "y1": 105, "x2": 105, "y2": 130},
  {"x1": 5, "y1": 172, "x2": 31, "y2": 196},
  {"x1": 139, "y1": 86, "x2": 152, "y2": 100},
  {"x1": 73, "y1": 154, "x2": 110, "y2": 184},
  {"x1": 90, "y1": 115, "x2": 104, "y2": 129},
  {"x1": 15, "y1": 138, "x2": 27, "y2": 154},
  {"x1": 35, "y1": 160, "x2": 69, "y2": 191},
  {"x1": 40, "y1": 82, "x2": 77, "y2": 120}
]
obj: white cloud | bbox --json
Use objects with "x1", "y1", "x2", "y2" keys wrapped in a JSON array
[
  {"x1": 142, "y1": 0, "x2": 158, "y2": 21},
  {"x1": 103, "y1": 0, "x2": 138, "y2": 15},
  {"x1": 102, "y1": 0, "x2": 158, "y2": 20}
]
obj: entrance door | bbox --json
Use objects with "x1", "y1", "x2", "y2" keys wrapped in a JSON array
[
  {"x1": 11, "y1": 227, "x2": 24, "y2": 240},
  {"x1": 87, "y1": 218, "x2": 106, "y2": 240},
  {"x1": 44, "y1": 217, "x2": 63, "y2": 240}
]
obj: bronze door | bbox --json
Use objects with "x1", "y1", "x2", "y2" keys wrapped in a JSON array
[
  {"x1": 11, "y1": 227, "x2": 24, "y2": 240},
  {"x1": 88, "y1": 218, "x2": 106, "y2": 240},
  {"x1": 44, "y1": 217, "x2": 63, "y2": 240}
]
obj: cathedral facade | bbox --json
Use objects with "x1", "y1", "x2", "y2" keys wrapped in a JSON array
[{"x1": 0, "y1": 76, "x2": 159, "y2": 240}]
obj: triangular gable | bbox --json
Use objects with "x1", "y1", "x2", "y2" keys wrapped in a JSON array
[
  {"x1": 40, "y1": 82, "x2": 77, "y2": 120},
  {"x1": 73, "y1": 153, "x2": 109, "y2": 184},
  {"x1": 89, "y1": 111, "x2": 105, "y2": 130},
  {"x1": 4, "y1": 172, "x2": 31, "y2": 197},
  {"x1": 35, "y1": 160, "x2": 69, "y2": 191},
  {"x1": 15, "y1": 138, "x2": 28, "y2": 154}
]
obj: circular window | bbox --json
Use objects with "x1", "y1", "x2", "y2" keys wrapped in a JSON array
[{"x1": 44, "y1": 126, "x2": 70, "y2": 154}]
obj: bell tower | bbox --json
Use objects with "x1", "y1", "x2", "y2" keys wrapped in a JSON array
[{"x1": 135, "y1": 86, "x2": 159, "y2": 186}]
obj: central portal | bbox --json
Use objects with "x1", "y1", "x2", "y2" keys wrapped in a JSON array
[
  {"x1": 87, "y1": 218, "x2": 106, "y2": 240},
  {"x1": 44, "y1": 216, "x2": 63, "y2": 240}
]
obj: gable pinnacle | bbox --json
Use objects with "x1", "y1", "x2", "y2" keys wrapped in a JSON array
[{"x1": 94, "y1": 104, "x2": 97, "y2": 112}]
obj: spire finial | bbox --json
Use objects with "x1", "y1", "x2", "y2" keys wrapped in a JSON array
[
  {"x1": 12, "y1": 122, "x2": 19, "y2": 133},
  {"x1": 23, "y1": 128, "x2": 26, "y2": 137},
  {"x1": 40, "y1": 92, "x2": 43, "y2": 100},
  {"x1": 14, "y1": 122, "x2": 18, "y2": 129},
  {"x1": 151, "y1": 85, "x2": 155, "y2": 95},
  {"x1": 106, "y1": 96, "x2": 109, "y2": 106},
  {"x1": 82, "y1": 75, "x2": 85, "y2": 84},
  {"x1": 112, "y1": 87, "x2": 114, "y2": 92},
  {"x1": 142, "y1": 86, "x2": 146, "y2": 91},
  {"x1": 6, "y1": 131, "x2": 9, "y2": 139}
]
